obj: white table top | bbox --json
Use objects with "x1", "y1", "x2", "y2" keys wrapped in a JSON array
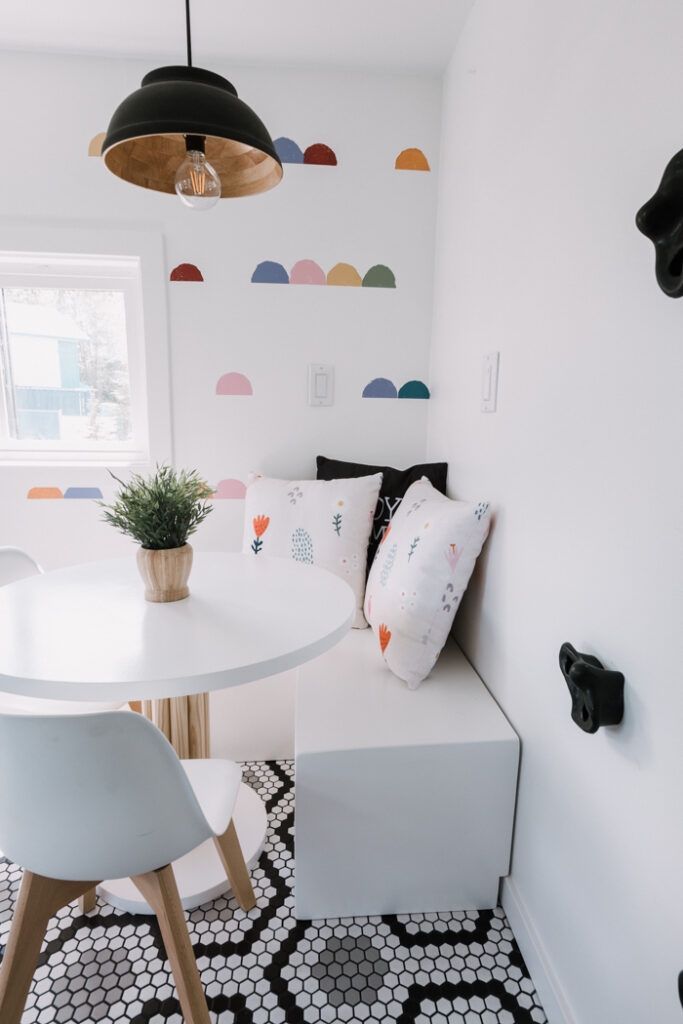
[{"x1": 0, "y1": 553, "x2": 355, "y2": 702}]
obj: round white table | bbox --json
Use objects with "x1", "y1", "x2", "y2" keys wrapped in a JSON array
[{"x1": 0, "y1": 552, "x2": 354, "y2": 913}]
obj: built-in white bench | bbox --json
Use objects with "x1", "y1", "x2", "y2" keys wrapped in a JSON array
[{"x1": 295, "y1": 628, "x2": 519, "y2": 920}]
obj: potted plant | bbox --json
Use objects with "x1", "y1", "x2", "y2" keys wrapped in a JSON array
[{"x1": 99, "y1": 465, "x2": 213, "y2": 602}]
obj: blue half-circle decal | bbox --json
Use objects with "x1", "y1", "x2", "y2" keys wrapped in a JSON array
[
  {"x1": 273, "y1": 137, "x2": 304, "y2": 164},
  {"x1": 398, "y1": 380, "x2": 430, "y2": 399},
  {"x1": 251, "y1": 261, "x2": 290, "y2": 284},
  {"x1": 64, "y1": 487, "x2": 103, "y2": 499},
  {"x1": 362, "y1": 377, "x2": 398, "y2": 398}
]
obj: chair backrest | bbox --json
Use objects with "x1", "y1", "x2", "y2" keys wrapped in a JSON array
[
  {"x1": 0, "y1": 711, "x2": 215, "y2": 881},
  {"x1": 0, "y1": 546, "x2": 42, "y2": 586}
]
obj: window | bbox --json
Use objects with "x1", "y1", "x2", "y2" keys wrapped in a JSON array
[{"x1": 0, "y1": 252, "x2": 150, "y2": 462}]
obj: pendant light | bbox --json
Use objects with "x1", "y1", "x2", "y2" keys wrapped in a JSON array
[{"x1": 102, "y1": 0, "x2": 282, "y2": 208}]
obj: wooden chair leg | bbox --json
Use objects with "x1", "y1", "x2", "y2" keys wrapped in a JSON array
[
  {"x1": 213, "y1": 820, "x2": 257, "y2": 911},
  {"x1": 132, "y1": 864, "x2": 211, "y2": 1024},
  {"x1": 0, "y1": 871, "x2": 100, "y2": 1024},
  {"x1": 78, "y1": 886, "x2": 97, "y2": 914}
]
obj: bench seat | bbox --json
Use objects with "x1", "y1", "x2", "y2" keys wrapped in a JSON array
[{"x1": 294, "y1": 628, "x2": 519, "y2": 919}]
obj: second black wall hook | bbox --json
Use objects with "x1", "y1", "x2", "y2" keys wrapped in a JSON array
[{"x1": 559, "y1": 643, "x2": 625, "y2": 734}]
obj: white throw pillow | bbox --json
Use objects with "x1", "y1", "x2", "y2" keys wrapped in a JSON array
[
  {"x1": 243, "y1": 473, "x2": 383, "y2": 628},
  {"x1": 364, "y1": 477, "x2": 491, "y2": 687}
]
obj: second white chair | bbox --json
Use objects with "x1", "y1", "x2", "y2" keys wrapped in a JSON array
[{"x1": 0, "y1": 709, "x2": 256, "y2": 1024}]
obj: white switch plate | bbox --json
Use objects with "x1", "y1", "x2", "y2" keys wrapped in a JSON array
[
  {"x1": 481, "y1": 352, "x2": 499, "y2": 412},
  {"x1": 308, "y1": 364, "x2": 334, "y2": 406}
]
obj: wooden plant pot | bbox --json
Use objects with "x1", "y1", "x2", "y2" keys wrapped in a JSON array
[{"x1": 136, "y1": 544, "x2": 193, "y2": 603}]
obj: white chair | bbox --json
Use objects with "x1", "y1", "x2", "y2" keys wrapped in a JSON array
[
  {"x1": 0, "y1": 546, "x2": 124, "y2": 716},
  {"x1": 0, "y1": 710, "x2": 256, "y2": 1024}
]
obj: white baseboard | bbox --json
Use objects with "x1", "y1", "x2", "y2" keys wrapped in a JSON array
[{"x1": 501, "y1": 877, "x2": 576, "y2": 1024}]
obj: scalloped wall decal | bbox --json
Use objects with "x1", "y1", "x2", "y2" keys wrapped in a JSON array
[
  {"x1": 362, "y1": 378, "x2": 398, "y2": 399},
  {"x1": 395, "y1": 148, "x2": 430, "y2": 171},
  {"x1": 251, "y1": 261, "x2": 290, "y2": 284},
  {"x1": 273, "y1": 138, "x2": 337, "y2": 165},
  {"x1": 304, "y1": 143, "x2": 337, "y2": 166},
  {"x1": 216, "y1": 372, "x2": 253, "y2": 396},
  {"x1": 398, "y1": 380, "x2": 431, "y2": 399},
  {"x1": 88, "y1": 132, "x2": 105, "y2": 157},
  {"x1": 326, "y1": 263, "x2": 362, "y2": 286},
  {"x1": 27, "y1": 487, "x2": 63, "y2": 499},
  {"x1": 170, "y1": 263, "x2": 203, "y2": 282},
  {"x1": 252, "y1": 262, "x2": 396, "y2": 287},
  {"x1": 213, "y1": 478, "x2": 247, "y2": 499},
  {"x1": 290, "y1": 260, "x2": 326, "y2": 285}
]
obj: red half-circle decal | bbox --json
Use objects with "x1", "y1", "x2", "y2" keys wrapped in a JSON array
[
  {"x1": 303, "y1": 144, "x2": 337, "y2": 166},
  {"x1": 170, "y1": 263, "x2": 204, "y2": 282}
]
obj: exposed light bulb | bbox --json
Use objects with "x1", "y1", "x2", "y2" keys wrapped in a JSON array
[{"x1": 175, "y1": 135, "x2": 221, "y2": 210}]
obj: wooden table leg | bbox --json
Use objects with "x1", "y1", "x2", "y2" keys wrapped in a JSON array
[{"x1": 142, "y1": 694, "x2": 210, "y2": 759}]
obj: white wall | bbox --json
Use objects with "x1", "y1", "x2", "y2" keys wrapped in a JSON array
[
  {"x1": 0, "y1": 51, "x2": 441, "y2": 757},
  {"x1": 428, "y1": 2, "x2": 683, "y2": 1022}
]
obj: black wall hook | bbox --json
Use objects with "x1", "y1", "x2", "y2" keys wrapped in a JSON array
[{"x1": 559, "y1": 643, "x2": 624, "y2": 734}]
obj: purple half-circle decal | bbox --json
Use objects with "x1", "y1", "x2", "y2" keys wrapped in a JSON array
[
  {"x1": 64, "y1": 487, "x2": 103, "y2": 499},
  {"x1": 251, "y1": 261, "x2": 290, "y2": 284},
  {"x1": 216, "y1": 372, "x2": 253, "y2": 396},
  {"x1": 213, "y1": 478, "x2": 247, "y2": 500},
  {"x1": 398, "y1": 380, "x2": 430, "y2": 399},
  {"x1": 290, "y1": 260, "x2": 326, "y2": 285},
  {"x1": 362, "y1": 377, "x2": 398, "y2": 399},
  {"x1": 273, "y1": 137, "x2": 304, "y2": 164}
]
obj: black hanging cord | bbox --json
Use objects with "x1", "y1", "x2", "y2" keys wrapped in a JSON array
[{"x1": 185, "y1": 0, "x2": 193, "y2": 67}]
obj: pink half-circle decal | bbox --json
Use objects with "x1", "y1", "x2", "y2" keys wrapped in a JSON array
[
  {"x1": 216, "y1": 372, "x2": 253, "y2": 396},
  {"x1": 213, "y1": 478, "x2": 247, "y2": 500},
  {"x1": 290, "y1": 260, "x2": 326, "y2": 285},
  {"x1": 170, "y1": 263, "x2": 204, "y2": 282}
]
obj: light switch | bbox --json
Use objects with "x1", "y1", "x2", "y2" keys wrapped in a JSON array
[
  {"x1": 481, "y1": 352, "x2": 499, "y2": 412},
  {"x1": 308, "y1": 364, "x2": 334, "y2": 406}
]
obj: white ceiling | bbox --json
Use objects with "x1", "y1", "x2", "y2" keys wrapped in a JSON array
[{"x1": 0, "y1": 0, "x2": 475, "y2": 73}]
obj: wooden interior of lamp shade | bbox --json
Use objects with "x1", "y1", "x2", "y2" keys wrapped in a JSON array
[{"x1": 104, "y1": 133, "x2": 283, "y2": 197}]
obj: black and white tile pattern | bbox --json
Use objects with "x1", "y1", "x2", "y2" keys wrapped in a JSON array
[{"x1": 0, "y1": 761, "x2": 547, "y2": 1023}]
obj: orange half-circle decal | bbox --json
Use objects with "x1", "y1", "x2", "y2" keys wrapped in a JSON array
[
  {"x1": 27, "y1": 487, "x2": 63, "y2": 499},
  {"x1": 170, "y1": 263, "x2": 204, "y2": 282},
  {"x1": 327, "y1": 263, "x2": 362, "y2": 287},
  {"x1": 88, "y1": 132, "x2": 105, "y2": 157},
  {"x1": 395, "y1": 148, "x2": 430, "y2": 171}
]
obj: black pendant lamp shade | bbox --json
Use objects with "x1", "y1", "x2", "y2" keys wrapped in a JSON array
[{"x1": 102, "y1": 65, "x2": 283, "y2": 198}]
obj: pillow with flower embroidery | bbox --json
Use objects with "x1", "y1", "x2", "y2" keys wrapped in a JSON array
[
  {"x1": 242, "y1": 472, "x2": 382, "y2": 628},
  {"x1": 364, "y1": 477, "x2": 491, "y2": 687}
]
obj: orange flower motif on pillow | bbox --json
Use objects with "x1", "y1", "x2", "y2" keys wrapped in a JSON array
[
  {"x1": 253, "y1": 515, "x2": 270, "y2": 537},
  {"x1": 380, "y1": 524, "x2": 392, "y2": 546},
  {"x1": 379, "y1": 623, "x2": 391, "y2": 654},
  {"x1": 251, "y1": 515, "x2": 270, "y2": 555}
]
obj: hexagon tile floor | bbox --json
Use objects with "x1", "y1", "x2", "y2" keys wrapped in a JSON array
[{"x1": 0, "y1": 760, "x2": 548, "y2": 1024}]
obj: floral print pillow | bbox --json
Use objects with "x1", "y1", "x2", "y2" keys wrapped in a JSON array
[
  {"x1": 243, "y1": 473, "x2": 383, "y2": 628},
  {"x1": 364, "y1": 478, "x2": 491, "y2": 687}
]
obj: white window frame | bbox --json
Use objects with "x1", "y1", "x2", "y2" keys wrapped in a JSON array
[{"x1": 0, "y1": 225, "x2": 172, "y2": 468}]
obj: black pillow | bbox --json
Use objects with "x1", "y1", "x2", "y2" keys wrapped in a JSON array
[{"x1": 316, "y1": 455, "x2": 448, "y2": 572}]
